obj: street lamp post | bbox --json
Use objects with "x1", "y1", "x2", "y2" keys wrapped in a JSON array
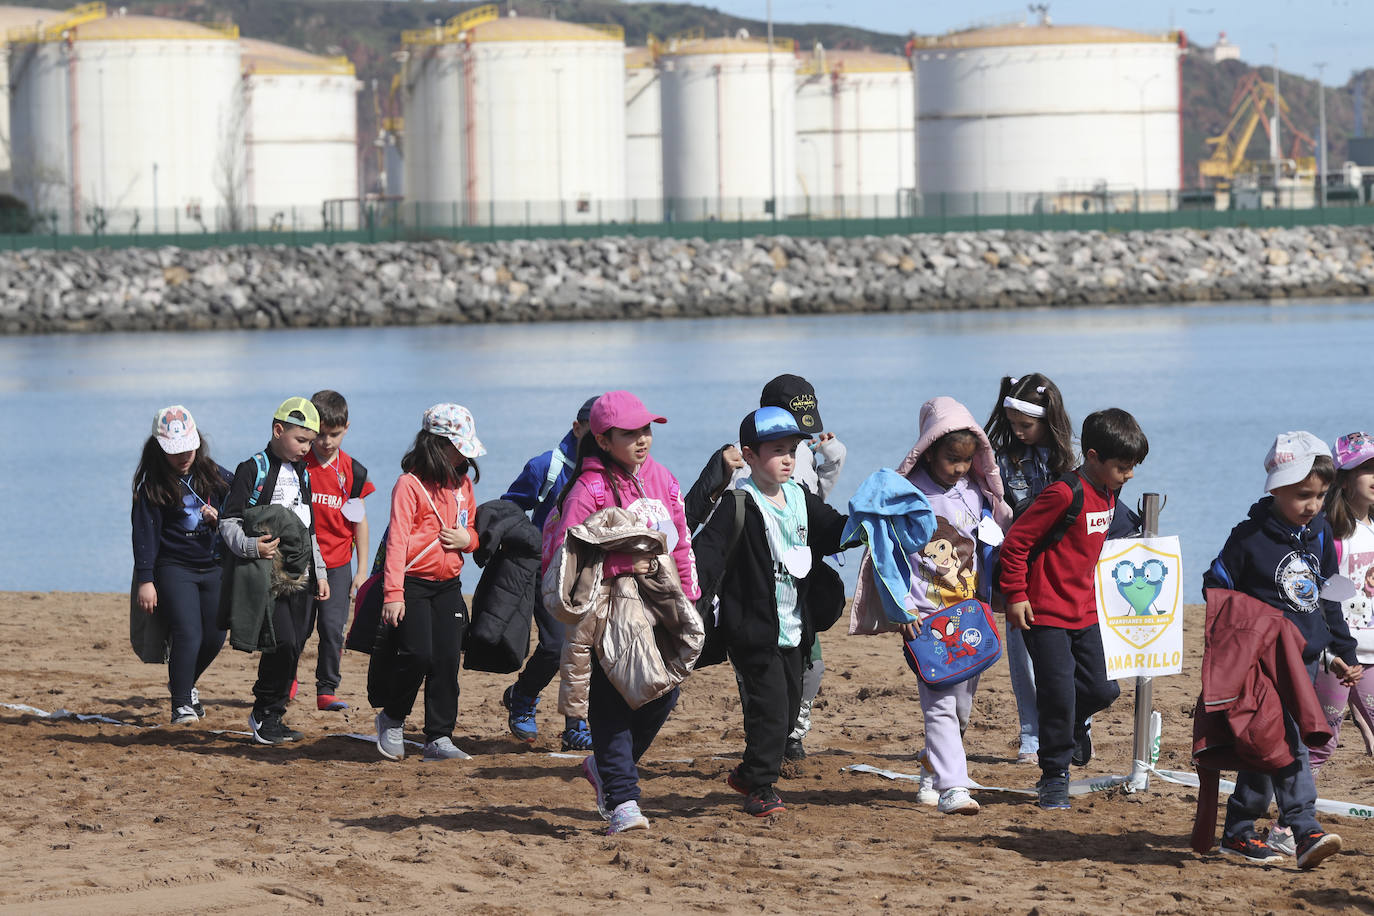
[
  {"x1": 1315, "y1": 61, "x2": 1328, "y2": 208},
  {"x1": 1122, "y1": 73, "x2": 1161, "y2": 206}
]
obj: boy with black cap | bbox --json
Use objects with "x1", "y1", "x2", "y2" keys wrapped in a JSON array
[
  {"x1": 685, "y1": 374, "x2": 847, "y2": 759},
  {"x1": 218, "y1": 397, "x2": 330, "y2": 745},
  {"x1": 693, "y1": 407, "x2": 849, "y2": 816},
  {"x1": 498, "y1": 396, "x2": 598, "y2": 750}
]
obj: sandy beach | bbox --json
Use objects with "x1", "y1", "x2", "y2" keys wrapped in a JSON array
[{"x1": 3, "y1": 591, "x2": 1374, "y2": 914}]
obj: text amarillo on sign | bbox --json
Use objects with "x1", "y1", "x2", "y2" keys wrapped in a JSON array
[{"x1": 1108, "y1": 651, "x2": 1183, "y2": 674}]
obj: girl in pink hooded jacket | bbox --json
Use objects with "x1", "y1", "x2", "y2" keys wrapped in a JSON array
[
  {"x1": 542, "y1": 391, "x2": 699, "y2": 836},
  {"x1": 851, "y1": 396, "x2": 1012, "y2": 815}
]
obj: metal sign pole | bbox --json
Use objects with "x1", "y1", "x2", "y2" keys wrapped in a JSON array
[{"x1": 1126, "y1": 492, "x2": 1164, "y2": 791}]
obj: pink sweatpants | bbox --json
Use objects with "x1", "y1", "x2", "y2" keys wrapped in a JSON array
[
  {"x1": 918, "y1": 674, "x2": 979, "y2": 790},
  {"x1": 1309, "y1": 666, "x2": 1374, "y2": 774}
]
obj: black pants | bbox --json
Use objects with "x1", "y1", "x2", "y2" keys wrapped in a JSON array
[
  {"x1": 1021, "y1": 623, "x2": 1120, "y2": 776},
  {"x1": 252, "y1": 589, "x2": 310, "y2": 719},
  {"x1": 588, "y1": 652, "x2": 679, "y2": 811},
  {"x1": 154, "y1": 563, "x2": 226, "y2": 708},
  {"x1": 299, "y1": 564, "x2": 354, "y2": 694},
  {"x1": 371, "y1": 576, "x2": 466, "y2": 741},
  {"x1": 731, "y1": 644, "x2": 803, "y2": 790},
  {"x1": 513, "y1": 589, "x2": 567, "y2": 701}
]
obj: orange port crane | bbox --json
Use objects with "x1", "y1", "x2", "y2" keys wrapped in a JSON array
[{"x1": 1198, "y1": 71, "x2": 1316, "y2": 186}]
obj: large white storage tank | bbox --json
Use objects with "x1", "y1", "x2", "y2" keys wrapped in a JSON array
[
  {"x1": 658, "y1": 35, "x2": 798, "y2": 221},
  {"x1": 402, "y1": 6, "x2": 626, "y2": 226},
  {"x1": 913, "y1": 22, "x2": 1181, "y2": 214},
  {"x1": 241, "y1": 38, "x2": 359, "y2": 229},
  {"x1": 795, "y1": 48, "x2": 915, "y2": 218},
  {"x1": 9, "y1": 7, "x2": 242, "y2": 233},
  {"x1": 625, "y1": 46, "x2": 662, "y2": 220},
  {"x1": 0, "y1": 5, "x2": 59, "y2": 193}
]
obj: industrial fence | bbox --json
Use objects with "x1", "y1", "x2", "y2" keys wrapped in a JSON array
[{"x1": 0, "y1": 187, "x2": 1371, "y2": 251}]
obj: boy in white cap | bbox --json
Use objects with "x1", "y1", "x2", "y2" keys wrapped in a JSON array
[
  {"x1": 1202, "y1": 430, "x2": 1361, "y2": 868},
  {"x1": 219, "y1": 397, "x2": 329, "y2": 745}
]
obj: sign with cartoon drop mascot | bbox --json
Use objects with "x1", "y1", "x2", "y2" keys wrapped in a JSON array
[{"x1": 1094, "y1": 536, "x2": 1184, "y2": 680}]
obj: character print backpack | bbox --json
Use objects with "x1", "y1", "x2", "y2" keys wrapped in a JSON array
[{"x1": 902, "y1": 598, "x2": 1002, "y2": 687}]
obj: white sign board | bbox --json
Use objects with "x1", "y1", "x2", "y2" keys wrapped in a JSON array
[{"x1": 1095, "y1": 536, "x2": 1184, "y2": 680}]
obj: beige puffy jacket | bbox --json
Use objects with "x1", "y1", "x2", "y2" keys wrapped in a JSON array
[{"x1": 544, "y1": 507, "x2": 704, "y2": 717}]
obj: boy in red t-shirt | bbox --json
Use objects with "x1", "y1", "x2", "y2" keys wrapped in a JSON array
[
  {"x1": 998, "y1": 408, "x2": 1149, "y2": 810},
  {"x1": 301, "y1": 390, "x2": 376, "y2": 711}
]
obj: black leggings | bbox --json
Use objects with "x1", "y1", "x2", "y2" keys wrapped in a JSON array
[
  {"x1": 154, "y1": 564, "x2": 226, "y2": 708},
  {"x1": 370, "y1": 576, "x2": 467, "y2": 740}
]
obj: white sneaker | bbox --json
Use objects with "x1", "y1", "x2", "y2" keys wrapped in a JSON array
[
  {"x1": 422, "y1": 736, "x2": 471, "y2": 761},
  {"x1": 606, "y1": 800, "x2": 650, "y2": 835},
  {"x1": 937, "y1": 786, "x2": 980, "y2": 815},
  {"x1": 189, "y1": 686, "x2": 205, "y2": 718},
  {"x1": 917, "y1": 772, "x2": 939, "y2": 806},
  {"x1": 1266, "y1": 824, "x2": 1296, "y2": 857},
  {"x1": 171, "y1": 705, "x2": 198, "y2": 725}
]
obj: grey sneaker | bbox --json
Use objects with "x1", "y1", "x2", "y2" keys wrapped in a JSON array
[
  {"x1": 422, "y1": 736, "x2": 471, "y2": 761},
  {"x1": 375, "y1": 712, "x2": 405, "y2": 761},
  {"x1": 1266, "y1": 824, "x2": 1296, "y2": 857}
]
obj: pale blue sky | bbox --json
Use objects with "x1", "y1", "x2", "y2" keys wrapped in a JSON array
[{"x1": 666, "y1": 0, "x2": 1370, "y2": 84}]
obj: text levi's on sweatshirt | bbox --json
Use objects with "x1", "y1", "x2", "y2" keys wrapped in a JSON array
[{"x1": 998, "y1": 472, "x2": 1116, "y2": 630}]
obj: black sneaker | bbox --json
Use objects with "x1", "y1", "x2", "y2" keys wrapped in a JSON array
[
  {"x1": 1036, "y1": 772, "x2": 1071, "y2": 810},
  {"x1": 743, "y1": 786, "x2": 785, "y2": 817},
  {"x1": 1220, "y1": 832, "x2": 1285, "y2": 865},
  {"x1": 190, "y1": 686, "x2": 206, "y2": 719},
  {"x1": 1295, "y1": 830, "x2": 1342, "y2": 869},
  {"x1": 784, "y1": 737, "x2": 806, "y2": 761},
  {"x1": 1071, "y1": 724, "x2": 1093, "y2": 767},
  {"x1": 726, "y1": 767, "x2": 749, "y2": 795},
  {"x1": 249, "y1": 712, "x2": 302, "y2": 745}
]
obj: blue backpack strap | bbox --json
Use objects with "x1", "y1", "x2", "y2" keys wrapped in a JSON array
[
  {"x1": 536, "y1": 449, "x2": 574, "y2": 504},
  {"x1": 247, "y1": 451, "x2": 271, "y2": 508}
]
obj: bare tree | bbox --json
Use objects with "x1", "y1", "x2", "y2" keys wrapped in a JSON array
[{"x1": 215, "y1": 78, "x2": 249, "y2": 232}]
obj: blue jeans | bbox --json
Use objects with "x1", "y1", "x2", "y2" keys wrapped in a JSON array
[
  {"x1": 1222, "y1": 660, "x2": 1322, "y2": 841},
  {"x1": 1006, "y1": 627, "x2": 1039, "y2": 755},
  {"x1": 588, "y1": 653, "x2": 678, "y2": 811},
  {"x1": 154, "y1": 564, "x2": 226, "y2": 708}
]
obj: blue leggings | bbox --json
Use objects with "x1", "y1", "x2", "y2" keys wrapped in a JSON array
[{"x1": 154, "y1": 564, "x2": 226, "y2": 708}]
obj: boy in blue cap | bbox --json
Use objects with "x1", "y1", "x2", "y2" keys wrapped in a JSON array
[{"x1": 693, "y1": 406, "x2": 849, "y2": 817}]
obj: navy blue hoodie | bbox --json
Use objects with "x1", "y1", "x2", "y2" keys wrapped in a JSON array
[{"x1": 1202, "y1": 496, "x2": 1357, "y2": 666}]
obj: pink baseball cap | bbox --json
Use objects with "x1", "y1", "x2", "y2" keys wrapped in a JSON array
[
  {"x1": 589, "y1": 391, "x2": 666, "y2": 436},
  {"x1": 1335, "y1": 432, "x2": 1374, "y2": 471}
]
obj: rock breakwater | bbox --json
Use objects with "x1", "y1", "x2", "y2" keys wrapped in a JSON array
[{"x1": 3, "y1": 225, "x2": 1373, "y2": 334}]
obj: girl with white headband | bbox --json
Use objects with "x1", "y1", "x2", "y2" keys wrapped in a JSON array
[{"x1": 983, "y1": 373, "x2": 1078, "y2": 765}]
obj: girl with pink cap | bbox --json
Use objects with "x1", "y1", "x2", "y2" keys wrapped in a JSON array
[
  {"x1": 1309, "y1": 432, "x2": 1374, "y2": 779},
  {"x1": 544, "y1": 390, "x2": 701, "y2": 835}
]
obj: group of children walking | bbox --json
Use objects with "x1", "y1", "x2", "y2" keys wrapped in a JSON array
[{"x1": 129, "y1": 376, "x2": 1374, "y2": 866}]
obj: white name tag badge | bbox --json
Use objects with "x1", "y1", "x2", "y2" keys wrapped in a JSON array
[
  {"x1": 783, "y1": 546, "x2": 813, "y2": 579},
  {"x1": 341, "y1": 498, "x2": 366, "y2": 523},
  {"x1": 976, "y1": 515, "x2": 1004, "y2": 547},
  {"x1": 1321, "y1": 575, "x2": 1358, "y2": 602}
]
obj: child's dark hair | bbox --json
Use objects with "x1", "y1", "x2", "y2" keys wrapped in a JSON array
[
  {"x1": 1326, "y1": 459, "x2": 1370, "y2": 540},
  {"x1": 1081, "y1": 409, "x2": 1149, "y2": 464},
  {"x1": 557, "y1": 431, "x2": 618, "y2": 512},
  {"x1": 984, "y1": 374, "x2": 1076, "y2": 474},
  {"x1": 401, "y1": 431, "x2": 479, "y2": 488},
  {"x1": 132, "y1": 435, "x2": 228, "y2": 507},
  {"x1": 311, "y1": 389, "x2": 348, "y2": 429},
  {"x1": 920, "y1": 428, "x2": 978, "y2": 469}
]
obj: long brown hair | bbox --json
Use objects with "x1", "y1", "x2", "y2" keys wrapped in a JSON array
[
  {"x1": 132, "y1": 435, "x2": 228, "y2": 507},
  {"x1": 984, "y1": 373, "x2": 1076, "y2": 474},
  {"x1": 400, "y1": 430, "x2": 479, "y2": 489},
  {"x1": 1326, "y1": 463, "x2": 1373, "y2": 540}
]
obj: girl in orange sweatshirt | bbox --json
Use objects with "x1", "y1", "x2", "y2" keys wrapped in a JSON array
[{"x1": 371, "y1": 404, "x2": 483, "y2": 762}]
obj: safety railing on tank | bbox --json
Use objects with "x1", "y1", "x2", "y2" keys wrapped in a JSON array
[
  {"x1": 7, "y1": 1, "x2": 106, "y2": 43},
  {"x1": 0, "y1": 186, "x2": 1370, "y2": 251},
  {"x1": 402, "y1": 2, "x2": 499, "y2": 46}
]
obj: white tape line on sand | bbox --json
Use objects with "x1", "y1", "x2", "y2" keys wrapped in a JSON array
[{"x1": 845, "y1": 762, "x2": 1374, "y2": 818}]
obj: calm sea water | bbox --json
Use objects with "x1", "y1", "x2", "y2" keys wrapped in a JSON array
[{"x1": 2, "y1": 300, "x2": 1370, "y2": 597}]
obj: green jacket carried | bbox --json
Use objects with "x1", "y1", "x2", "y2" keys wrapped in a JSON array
[{"x1": 217, "y1": 504, "x2": 312, "y2": 652}]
